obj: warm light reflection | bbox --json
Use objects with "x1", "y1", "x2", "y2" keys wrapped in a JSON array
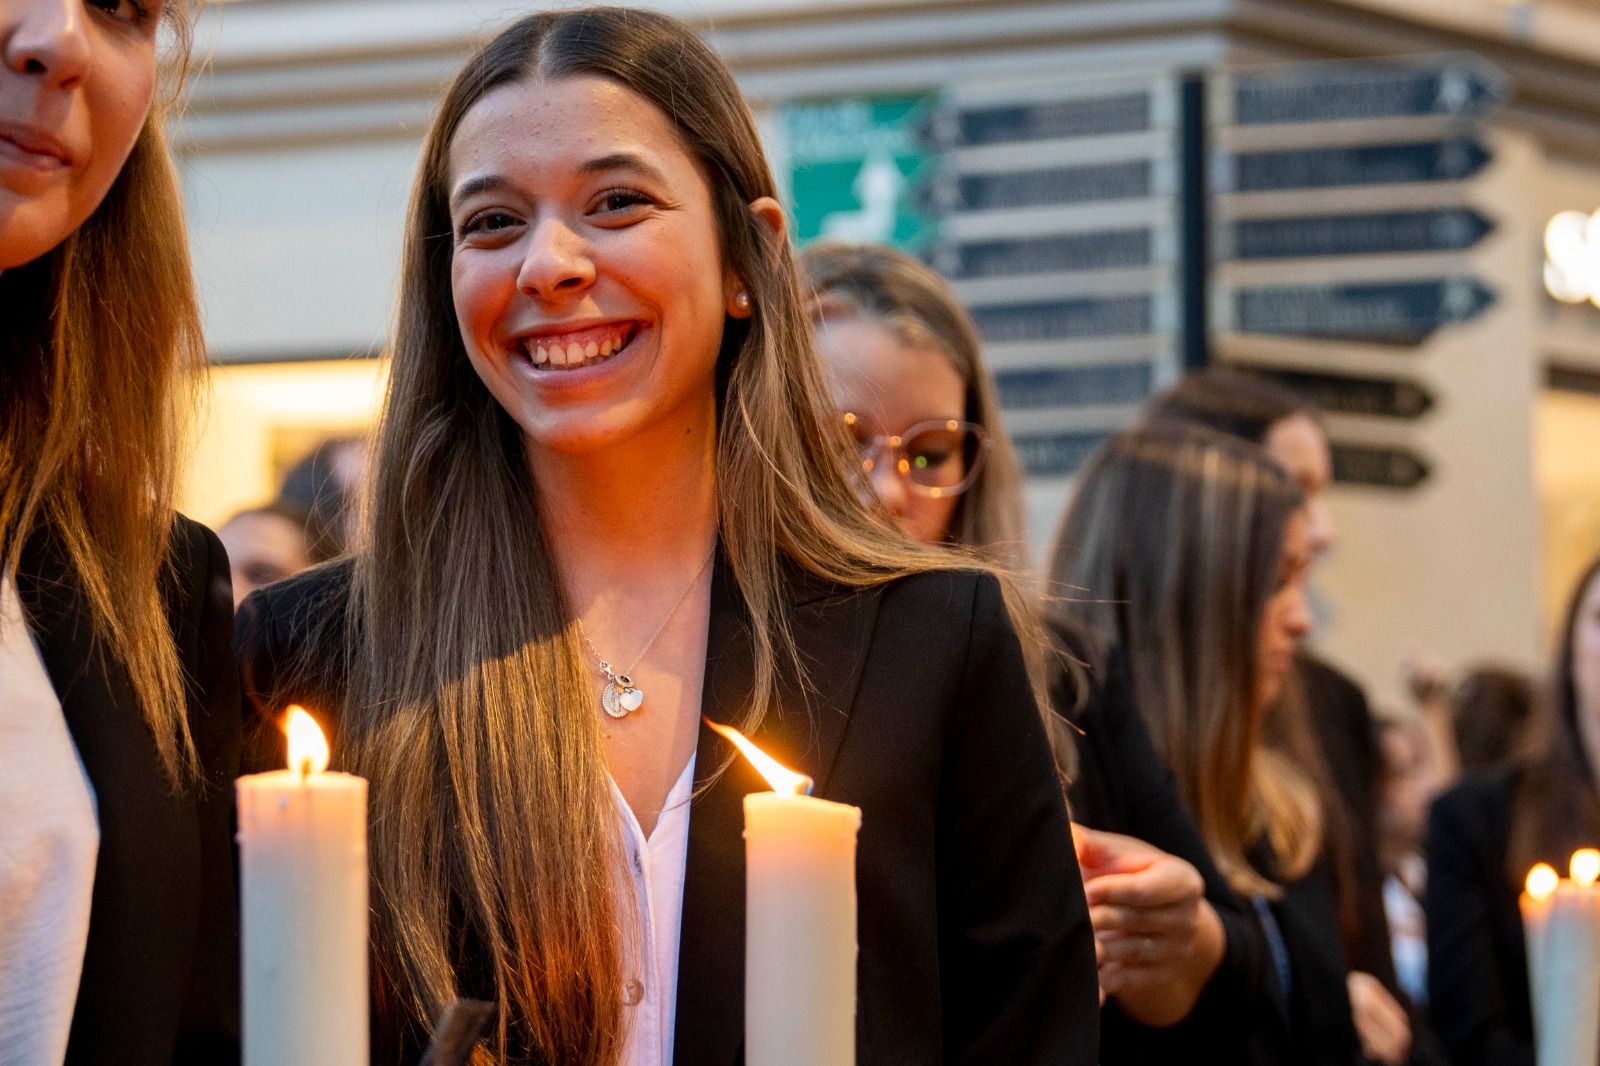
[
  {"x1": 1527, "y1": 862, "x2": 1561, "y2": 901},
  {"x1": 1572, "y1": 849, "x2": 1600, "y2": 887},
  {"x1": 286, "y1": 706, "x2": 330, "y2": 778},
  {"x1": 704, "y1": 718, "x2": 813, "y2": 796}
]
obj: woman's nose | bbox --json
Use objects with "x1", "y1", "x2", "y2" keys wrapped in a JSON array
[
  {"x1": 6, "y1": 0, "x2": 92, "y2": 89},
  {"x1": 515, "y1": 217, "x2": 596, "y2": 300}
]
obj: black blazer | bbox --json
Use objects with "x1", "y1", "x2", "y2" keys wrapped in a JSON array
[
  {"x1": 1425, "y1": 768, "x2": 1535, "y2": 1066},
  {"x1": 15, "y1": 516, "x2": 241, "y2": 1064},
  {"x1": 237, "y1": 558, "x2": 1100, "y2": 1065},
  {"x1": 1056, "y1": 626, "x2": 1287, "y2": 1064},
  {"x1": 1059, "y1": 626, "x2": 1366, "y2": 1066}
]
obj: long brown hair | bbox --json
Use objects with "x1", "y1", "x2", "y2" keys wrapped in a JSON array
[
  {"x1": 334, "y1": 9, "x2": 1004, "y2": 1062},
  {"x1": 1048, "y1": 425, "x2": 1320, "y2": 896},
  {"x1": 0, "y1": 5, "x2": 203, "y2": 786},
  {"x1": 1507, "y1": 555, "x2": 1600, "y2": 885},
  {"x1": 798, "y1": 241, "x2": 1030, "y2": 570}
]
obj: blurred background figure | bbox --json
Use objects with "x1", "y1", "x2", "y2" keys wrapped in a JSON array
[
  {"x1": 1406, "y1": 656, "x2": 1538, "y2": 781},
  {"x1": 216, "y1": 501, "x2": 313, "y2": 609},
  {"x1": 1427, "y1": 555, "x2": 1600, "y2": 1066},
  {"x1": 1050, "y1": 423, "x2": 1393, "y2": 1065},
  {"x1": 801, "y1": 241, "x2": 1029, "y2": 569},
  {"x1": 1375, "y1": 712, "x2": 1447, "y2": 1010},
  {"x1": 1142, "y1": 367, "x2": 1443, "y2": 1066},
  {"x1": 277, "y1": 435, "x2": 367, "y2": 562},
  {"x1": 1451, "y1": 668, "x2": 1538, "y2": 774}
]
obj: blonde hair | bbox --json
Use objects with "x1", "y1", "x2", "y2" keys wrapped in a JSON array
[
  {"x1": 0, "y1": 5, "x2": 202, "y2": 787},
  {"x1": 326, "y1": 9, "x2": 1013, "y2": 1063},
  {"x1": 1048, "y1": 425, "x2": 1320, "y2": 896},
  {"x1": 799, "y1": 241, "x2": 1030, "y2": 571}
]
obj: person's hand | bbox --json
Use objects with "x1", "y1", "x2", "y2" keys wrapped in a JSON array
[
  {"x1": 1073, "y1": 823, "x2": 1224, "y2": 1024},
  {"x1": 1347, "y1": 971, "x2": 1411, "y2": 1066}
]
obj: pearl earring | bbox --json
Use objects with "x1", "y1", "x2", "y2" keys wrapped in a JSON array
[{"x1": 734, "y1": 290, "x2": 751, "y2": 313}]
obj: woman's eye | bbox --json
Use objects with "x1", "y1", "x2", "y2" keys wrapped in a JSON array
[
  {"x1": 909, "y1": 449, "x2": 954, "y2": 469},
  {"x1": 458, "y1": 210, "x2": 520, "y2": 238},
  {"x1": 592, "y1": 188, "x2": 654, "y2": 216},
  {"x1": 87, "y1": 0, "x2": 151, "y2": 25}
]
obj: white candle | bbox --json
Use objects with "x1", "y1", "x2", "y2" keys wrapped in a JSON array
[
  {"x1": 1521, "y1": 852, "x2": 1600, "y2": 1066},
  {"x1": 706, "y1": 720, "x2": 861, "y2": 1066},
  {"x1": 237, "y1": 707, "x2": 368, "y2": 1066}
]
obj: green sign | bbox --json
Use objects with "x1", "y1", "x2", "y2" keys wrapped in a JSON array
[{"x1": 782, "y1": 95, "x2": 939, "y2": 252}]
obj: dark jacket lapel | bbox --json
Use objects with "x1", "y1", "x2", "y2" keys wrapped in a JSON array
[
  {"x1": 672, "y1": 560, "x2": 881, "y2": 1066},
  {"x1": 15, "y1": 530, "x2": 195, "y2": 1060}
]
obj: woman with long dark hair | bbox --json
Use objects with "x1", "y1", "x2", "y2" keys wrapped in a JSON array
[
  {"x1": 1426, "y1": 556, "x2": 1600, "y2": 1066},
  {"x1": 237, "y1": 8, "x2": 1096, "y2": 1064},
  {"x1": 1, "y1": 1, "x2": 240, "y2": 1061},
  {"x1": 1051, "y1": 424, "x2": 1388, "y2": 1065}
]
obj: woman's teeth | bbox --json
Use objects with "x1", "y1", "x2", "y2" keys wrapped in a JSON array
[{"x1": 526, "y1": 328, "x2": 631, "y2": 370}]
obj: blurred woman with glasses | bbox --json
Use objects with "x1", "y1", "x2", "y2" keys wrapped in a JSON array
[{"x1": 800, "y1": 241, "x2": 1029, "y2": 569}]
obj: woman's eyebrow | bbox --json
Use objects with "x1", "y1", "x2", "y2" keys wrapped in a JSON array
[
  {"x1": 580, "y1": 152, "x2": 671, "y2": 185},
  {"x1": 450, "y1": 174, "x2": 509, "y2": 213}
]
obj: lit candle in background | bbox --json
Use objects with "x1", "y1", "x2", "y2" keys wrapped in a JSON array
[
  {"x1": 237, "y1": 707, "x2": 369, "y2": 1066},
  {"x1": 706, "y1": 720, "x2": 862, "y2": 1066},
  {"x1": 1521, "y1": 853, "x2": 1600, "y2": 1066}
]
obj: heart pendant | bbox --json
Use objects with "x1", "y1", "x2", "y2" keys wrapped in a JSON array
[{"x1": 602, "y1": 681, "x2": 645, "y2": 718}]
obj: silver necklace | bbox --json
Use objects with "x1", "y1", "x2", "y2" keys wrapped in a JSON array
[{"x1": 577, "y1": 550, "x2": 715, "y2": 719}]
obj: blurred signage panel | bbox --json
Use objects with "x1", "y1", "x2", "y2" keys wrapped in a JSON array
[
  {"x1": 1220, "y1": 59, "x2": 1505, "y2": 126},
  {"x1": 994, "y1": 363, "x2": 1155, "y2": 411},
  {"x1": 1250, "y1": 366, "x2": 1435, "y2": 420},
  {"x1": 947, "y1": 90, "x2": 1155, "y2": 146},
  {"x1": 1329, "y1": 442, "x2": 1432, "y2": 489},
  {"x1": 925, "y1": 74, "x2": 1184, "y2": 481},
  {"x1": 1219, "y1": 138, "x2": 1493, "y2": 193},
  {"x1": 783, "y1": 94, "x2": 940, "y2": 252},
  {"x1": 948, "y1": 160, "x2": 1153, "y2": 210},
  {"x1": 933, "y1": 229, "x2": 1155, "y2": 279},
  {"x1": 1228, "y1": 277, "x2": 1496, "y2": 346},
  {"x1": 970, "y1": 294, "x2": 1156, "y2": 343},
  {"x1": 1227, "y1": 208, "x2": 1494, "y2": 260},
  {"x1": 1011, "y1": 431, "x2": 1112, "y2": 478}
]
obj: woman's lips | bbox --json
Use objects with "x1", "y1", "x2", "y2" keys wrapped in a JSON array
[
  {"x1": 0, "y1": 123, "x2": 71, "y2": 169},
  {"x1": 516, "y1": 322, "x2": 639, "y2": 372}
]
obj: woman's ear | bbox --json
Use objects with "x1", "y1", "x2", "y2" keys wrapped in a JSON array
[{"x1": 725, "y1": 197, "x2": 789, "y2": 319}]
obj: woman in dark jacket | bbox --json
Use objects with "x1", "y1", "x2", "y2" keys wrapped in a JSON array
[
  {"x1": 236, "y1": 9, "x2": 1097, "y2": 1063},
  {"x1": 1426, "y1": 554, "x2": 1600, "y2": 1066},
  {"x1": 1051, "y1": 424, "x2": 1386, "y2": 1066},
  {"x1": 1, "y1": 1, "x2": 239, "y2": 1062}
]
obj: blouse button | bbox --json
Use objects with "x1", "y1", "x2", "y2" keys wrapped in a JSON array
[{"x1": 623, "y1": 979, "x2": 644, "y2": 1006}]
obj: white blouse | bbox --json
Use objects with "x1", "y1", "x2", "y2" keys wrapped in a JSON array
[
  {"x1": 613, "y1": 754, "x2": 695, "y2": 1066},
  {"x1": 0, "y1": 575, "x2": 99, "y2": 1064}
]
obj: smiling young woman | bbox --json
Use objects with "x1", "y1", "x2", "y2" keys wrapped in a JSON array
[
  {"x1": 236, "y1": 7, "x2": 1097, "y2": 1065},
  {"x1": 1, "y1": 1, "x2": 240, "y2": 1063}
]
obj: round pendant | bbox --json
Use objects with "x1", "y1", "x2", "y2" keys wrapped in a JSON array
[{"x1": 602, "y1": 681, "x2": 645, "y2": 718}]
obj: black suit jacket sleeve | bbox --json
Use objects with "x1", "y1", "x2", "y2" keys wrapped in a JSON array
[
  {"x1": 938, "y1": 576, "x2": 1100, "y2": 1064},
  {"x1": 1425, "y1": 772, "x2": 1534, "y2": 1066}
]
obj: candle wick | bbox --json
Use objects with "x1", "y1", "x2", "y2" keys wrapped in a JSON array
[{"x1": 299, "y1": 757, "x2": 312, "y2": 781}]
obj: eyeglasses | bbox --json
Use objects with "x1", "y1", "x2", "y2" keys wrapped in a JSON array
[{"x1": 842, "y1": 413, "x2": 990, "y2": 498}]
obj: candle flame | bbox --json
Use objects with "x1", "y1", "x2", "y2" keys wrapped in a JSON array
[
  {"x1": 704, "y1": 718, "x2": 812, "y2": 796},
  {"x1": 1573, "y1": 849, "x2": 1600, "y2": 887},
  {"x1": 1527, "y1": 862, "x2": 1560, "y2": 901},
  {"x1": 285, "y1": 706, "x2": 330, "y2": 778}
]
